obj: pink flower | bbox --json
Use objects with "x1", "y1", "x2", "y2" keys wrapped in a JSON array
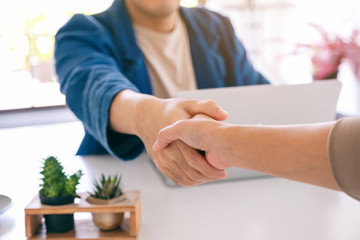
[{"x1": 296, "y1": 24, "x2": 360, "y2": 80}]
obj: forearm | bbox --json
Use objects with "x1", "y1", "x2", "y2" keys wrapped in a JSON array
[
  {"x1": 109, "y1": 90, "x2": 160, "y2": 136},
  {"x1": 225, "y1": 123, "x2": 340, "y2": 190}
]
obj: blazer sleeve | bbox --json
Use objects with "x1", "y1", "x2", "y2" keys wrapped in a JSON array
[
  {"x1": 54, "y1": 14, "x2": 143, "y2": 160},
  {"x1": 328, "y1": 117, "x2": 360, "y2": 201}
]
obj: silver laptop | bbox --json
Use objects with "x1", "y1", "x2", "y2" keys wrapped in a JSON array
[{"x1": 150, "y1": 80, "x2": 342, "y2": 187}]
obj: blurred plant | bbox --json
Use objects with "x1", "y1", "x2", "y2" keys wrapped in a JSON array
[
  {"x1": 39, "y1": 156, "x2": 83, "y2": 198},
  {"x1": 24, "y1": 12, "x2": 55, "y2": 70},
  {"x1": 0, "y1": 0, "x2": 113, "y2": 77},
  {"x1": 89, "y1": 173, "x2": 124, "y2": 200},
  {"x1": 293, "y1": 23, "x2": 360, "y2": 80}
]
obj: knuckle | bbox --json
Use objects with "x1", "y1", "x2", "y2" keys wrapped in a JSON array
[
  {"x1": 185, "y1": 169, "x2": 209, "y2": 184},
  {"x1": 186, "y1": 156, "x2": 197, "y2": 167},
  {"x1": 175, "y1": 175, "x2": 198, "y2": 187},
  {"x1": 161, "y1": 159, "x2": 172, "y2": 168},
  {"x1": 172, "y1": 176, "x2": 188, "y2": 186},
  {"x1": 190, "y1": 175, "x2": 204, "y2": 183},
  {"x1": 155, "y1": 163, "x2": 167, "y2": 174},
  {"x1": 201, "y1": 99, "x2": 217, "y2": 107},
  {"x1": 186, "y1": 170, "x2": 204, "y2": 182},
  {"x1": 178, "y1": 180, "x2": 196, "y2": 187},
  {"x1": 177, "y1": 159, "x2": 190, "y2": 172},
  {"x1": 176, "y1": 181, "x2": 188, "y2": 187},
  {"x1": 186, "y1": 98, "x2": 198, "y2": 104}
]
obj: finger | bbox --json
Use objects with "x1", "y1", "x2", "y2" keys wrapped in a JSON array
[
  {"x1": 153, "y1": 120, "x2": 189, "y2": 151},
  {"x1": 175, "y1": 141, "x2": 227, "y2": 180},
  {"x1": 191, "y1": 113, "x2": 213, "y2": 120},
  {"x1": 183, "y1": 99, "x2": 228, "y2": 121},
  {"x1": 174, "y1": 141, "x2": 222, "y2": 182},
  {"x1": 167, "y1": 142, "x2": 208, "y2": 186},
  {"x1": 161, "y1": 160, "x2": 204, "y2": 186},
  {"x1": 153, "y1": 150, "x2": 204, "y2": 186}
]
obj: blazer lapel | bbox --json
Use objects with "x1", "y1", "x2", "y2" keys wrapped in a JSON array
[
  {"x1": 180, "y1": 7, "x2": 223, "y2": 89},
  {"x1": 108, "y1": 0, "x2": 152, "y2": 94}
]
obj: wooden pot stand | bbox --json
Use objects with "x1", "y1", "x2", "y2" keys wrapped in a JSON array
[{"x1": 24, "y1": 191, "x2": 141, "y2": 239}]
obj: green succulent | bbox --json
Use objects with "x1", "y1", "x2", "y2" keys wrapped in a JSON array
[
  {"x1": 89, "y1": 173, "x2": 124, "y2": 200},
  {"x1": 39, "y1": 156, "x2": 83, "y2": 198}
]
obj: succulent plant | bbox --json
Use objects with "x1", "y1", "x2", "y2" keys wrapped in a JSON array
[
  {"x1": 89, "y1": 173, "x2": 123, "y2": 200},
  {"x1": 39, "y1": 156, "x2": 83, "y2": 198}
]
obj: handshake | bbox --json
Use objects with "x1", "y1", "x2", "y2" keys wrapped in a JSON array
[
  {"x1": 110, "y1": 90, "x2": 341, "y2": 192},
  {"x1": 152, "y1": 114, "x2": 232, "y2": 186},
  {"x1": 147, "y1": 98, "x2": 232, "y2": 187},
  {"x1": 110, "y1": 90, "x2": 232, "y2": 187}
]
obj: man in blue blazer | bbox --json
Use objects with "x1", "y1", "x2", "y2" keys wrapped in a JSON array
[{"x1": 54, "y1": 0, "x2": 269, "y2": 186}]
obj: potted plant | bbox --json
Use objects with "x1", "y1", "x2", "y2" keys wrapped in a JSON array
[
  {"x1": 86, "y1": 173, "x2": 125, "y2": 231},
  {"x1": 39, "y1": 156, "x2": 83, "y2": 233},
  {"x1": 292, "y1": 23, "x2": 360, "y2": 80}
]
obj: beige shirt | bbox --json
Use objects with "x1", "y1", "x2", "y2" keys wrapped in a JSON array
[
  {"x1": 133, "y1": 16, "x2": 197, "y2": 99},
  {"x1": 328, "y1": 117, "x2": 360, "y2": 201}
]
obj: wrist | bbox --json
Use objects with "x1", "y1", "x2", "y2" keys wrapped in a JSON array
[
  {"x1": 132, "y1": 95, "x2": 163, "y2": 138},
  {"x1": 220, "y1": 125, "x2": 248, "y2": 168},
  {"x1": 109, "y1": 90, "x2": 157, "y2": 135}
]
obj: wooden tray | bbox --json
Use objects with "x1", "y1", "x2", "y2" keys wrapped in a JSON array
[{"x1": 24, "y1": 191, "x2": 141, "y2": 239}]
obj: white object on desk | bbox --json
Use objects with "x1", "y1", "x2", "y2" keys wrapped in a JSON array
[
  {"x1": 0, "y1": 194, "x2": 12, "y2": 215},
  {"x1": 173, "y1": 80, "x2": 341, "y2": 125}
]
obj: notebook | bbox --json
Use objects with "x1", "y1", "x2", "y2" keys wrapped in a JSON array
[{"x1": 150, "y1": 80, "x2": 342, "y2": 187}]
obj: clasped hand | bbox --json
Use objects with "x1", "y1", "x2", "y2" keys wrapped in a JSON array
[
  {"x1": 137, "y1": 97, "x2": 228, "y2": 186},
  {"x1": 110, "y1": 90, "x2": 228, "y2": 186}
]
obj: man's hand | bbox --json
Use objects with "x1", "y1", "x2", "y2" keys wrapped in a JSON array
[
  {"x1": 110, "y1": 90, "x2": 228, "y2": 186},
  {"x1": 153, "y1": 118, "x2": 233, "y2": 171}
]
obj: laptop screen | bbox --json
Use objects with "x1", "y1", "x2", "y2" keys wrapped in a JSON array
[{"x1": 173, "y1": 80, "x2": 341, "y2": 125}]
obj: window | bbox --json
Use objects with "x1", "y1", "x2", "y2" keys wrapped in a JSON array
[
  {"x1": 0, "y1": 0, "x2": 202, "y2": 111},
  {"x1": 1, "y1": 0, "x2": 359, "y2": 111},
  {"x1": 0, "y1": 0, "x2": 113, "y2": 111},
  {"x1": 206, "y1": 0, "x2": 360, "y2": 84}
]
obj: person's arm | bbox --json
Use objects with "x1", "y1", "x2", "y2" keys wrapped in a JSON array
[
  {"x1": 153, "y1": 118, "x2": 340, "y2": 190},
  {"x1": 55, "y1": 14, "x2": 140, "y2": 158},
  {"x1": 55, "y1": 14, "x2": 227, "y2": 186}
]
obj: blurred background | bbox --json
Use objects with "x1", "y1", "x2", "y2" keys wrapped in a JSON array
[{"x1": 0, "y1": 0, "x2": 359, "y2": 116}]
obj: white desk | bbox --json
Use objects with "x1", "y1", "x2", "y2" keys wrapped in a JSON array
[{"x1": 1, "y1": 122, "x2": 360, "y2": 240}]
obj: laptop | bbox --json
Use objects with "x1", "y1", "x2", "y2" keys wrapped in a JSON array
[{"x1": 150, "y1": 80, "x2": 342, "y2": 187}]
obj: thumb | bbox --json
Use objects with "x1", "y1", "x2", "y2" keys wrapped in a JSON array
[
  {"x1": 153, "y1": 120, "x2": 187, "y2": 151},
  {"x1": 184, "y1": 99, "x2": 228, "y2": 121}
]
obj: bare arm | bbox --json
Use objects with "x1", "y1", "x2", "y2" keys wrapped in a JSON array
[
  {"x1": 153, "y1": 119, "x2": 340, "y2": 190},
  {"x1": 227, "y1": 122, "x2": 339, "y2": 190},
  {"x1": 109, "y1": 90, "x2": 228, "y2": 186}
]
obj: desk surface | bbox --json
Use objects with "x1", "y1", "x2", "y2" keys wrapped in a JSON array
[{"x1": 1, "y1": 122, "x2": 360, "y2": 240}]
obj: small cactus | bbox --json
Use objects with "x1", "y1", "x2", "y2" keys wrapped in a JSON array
[
  {"x1": 39, "y1": 156, "x2": 83, "y2": 198},
  {"x1": 89, "y1": 173, "x2": 123, "y2": 200}
]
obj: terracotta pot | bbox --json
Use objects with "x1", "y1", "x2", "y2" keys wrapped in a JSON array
[{"x1": 86, "y1": 194, "x2": 126, "y2": 231}]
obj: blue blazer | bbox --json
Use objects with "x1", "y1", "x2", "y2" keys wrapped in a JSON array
[{"x1": 54, "y1": 0, "x2": 269, "y2": 160}]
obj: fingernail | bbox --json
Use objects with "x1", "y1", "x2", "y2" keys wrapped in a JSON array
[
  {"x1": 217, "y1": 108, "x2": 228, "y2": 116},
  {"x1": 219, "y1": 171, "x2": 227, "y2": 179}
]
